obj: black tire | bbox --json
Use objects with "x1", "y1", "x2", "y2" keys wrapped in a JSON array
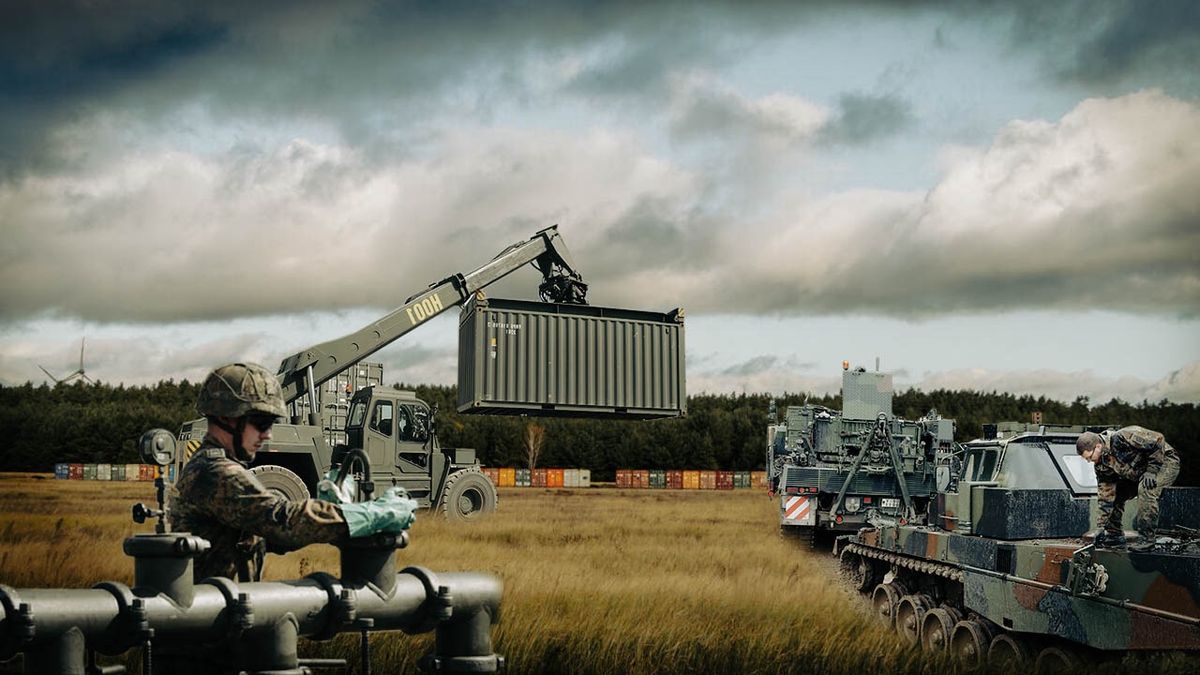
[
  {"x1": 250, "y1": 465, "x2": 310, "y2": 501},
  {"x1": 441, "y1": 469, "x2": 498, "y2": 522}
]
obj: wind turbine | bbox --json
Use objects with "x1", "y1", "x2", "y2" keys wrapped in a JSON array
[{"x1": 39, "y1": 338, "x2": 96, "y2": 384}]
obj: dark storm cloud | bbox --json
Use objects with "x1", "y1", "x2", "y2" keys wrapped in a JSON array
[
  {"x1": 960, "y1": 0, "x2": 1200, "y2": 91},
  {"x1": 815, "y1": 93, "x2": 915, "y2": 146}
]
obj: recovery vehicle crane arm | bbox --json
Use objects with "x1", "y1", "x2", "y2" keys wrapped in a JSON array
[{"x1": 276, "y1": 225, "x2": 587, "y2": 412}]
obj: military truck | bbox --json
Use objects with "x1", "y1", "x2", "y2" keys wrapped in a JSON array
[
  {"x1": 767, "y1": 364, "x2": 956, "y2": 544},
  {"x1": 837, "y1": 422, "x2": 1200, "y2": 669},
  {"x1": 154, "y1": 226, "x2": 589, "y2": 520}
]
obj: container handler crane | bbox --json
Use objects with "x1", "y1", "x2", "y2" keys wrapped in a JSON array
[{"x1": 149, "y1": 225, "x2": 588, "y2": 520}]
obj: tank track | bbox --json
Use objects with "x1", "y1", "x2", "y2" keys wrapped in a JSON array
[{"x1": 841, "y1": 542, "x2": 965, "y2": 583}]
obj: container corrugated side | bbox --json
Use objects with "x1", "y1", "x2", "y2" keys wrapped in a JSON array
[
  {"x1": 616, "y1": 469, "x2": 632, "y2": 488},
  {"x1": 563, "y1": 469, "x2": 578, "y2": 488},
  {"x1": 54, "y1": 463, "x2": 69, "y2": 479},
  {"x1": 532, "y1": 468, "x2": 547, "y2": 487},
  {"x1": 125, "y1": 464, "x2": 141, "y2": 481},
  {"x1": 716, "y1": 470, "x2": 734, "y2": 490},
  {"x1": 649, "y1": 470, "x2": 666, "y2": 489},
  {"x1": 96, "y1": 463, "x2": 111, "y2": 481},
  {"x1": 699, "y1": 470, "x2": 716, "y2": 490},
  {"x1": 69, "y1": 464, "x2": 84, "y2": 479},
  {"x1": 547, "y1": 469, "x2": 564, "y2": 488},
  {"x1": 458, "y1": 298, "x2": 685, "y2": 419},
  {"x1": 498, "y1": 468, "x2": 516, "y2": 487},
  {"x1": 751, "y1": 471, "x2": 768, "y2": 489},
  {"x1": 666, "y1": 470, "x2": 683, "y2": 489},
  {"x1": 682, "y1": 470, "x2": 700, "y2": 490},
  {"x1": 578, "y1": 469, "x2": 591, "y2": 487},
  {"x1": 516, "y1": 468, "x2": 532, "y2": 487},
  {"x1": 482, "y1": 468, "x2": 499, "y2": 486},
  {"x1": 83, "y1": 464, "x2": 97, "y2": 480}
]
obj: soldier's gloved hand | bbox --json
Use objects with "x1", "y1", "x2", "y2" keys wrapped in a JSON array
[
  {"x1": 317, "y1": 468, "x2": 353, "y2": 504},
  {"x1": 1140, "y1": 473, "x2": 1158, "y2": 491},
  {"x1": 341, "y1": 487, "x2": 419, "y2": 538}
]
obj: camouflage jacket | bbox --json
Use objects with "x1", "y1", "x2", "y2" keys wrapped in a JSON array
[
  {"x1": 1094, "y1": 426, "x2": 1178, "y2": 484},
  {"x1": 169, "y1": 438, "x2": 347, "y2": 581}
]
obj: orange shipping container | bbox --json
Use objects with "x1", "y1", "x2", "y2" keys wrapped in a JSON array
[
  {"x1": 483, "y1": 467, "x2": 499, "y2": 485},
  {"x1": 547, "y1": 468, "x2": 564, "y2": 488},
  {"x1": 715, "y1": 470, "x2": 734, "y2": 490},
  {"x1": 666, "y1": 470, "x2": 683, "y2": 489},
  {"x1": 632, "y1": 469, "x2": 650, "y2": 489},
  {"x1": 139, "y1": 465, "x2": 157, "y2": 481},
  {"x1": 498, "y1": 467, "x2": 516, "y2": 487},
  {"x1": 616, "y1": 469, "x2": 632, "y2": 489},
  {"x1": 682, "y1": 470, "x2": 700, "y2": 490},
  {"x1": 532, "y1": 468, "x2": 547, "y2": 487},
  {"x1": 751, "y1": 471, "x2": 768, "y2": 489},
  {"x1": 699, "y1": 470, "x2": 717, "y2": 490}
]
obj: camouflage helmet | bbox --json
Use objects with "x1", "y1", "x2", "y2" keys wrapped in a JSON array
[
  {"x1": 1076, "y1": 431, "x2": 1102, "y2": 455},
  {"x1": 197, "y1": 362, "x2": 287, "y2": 419}
]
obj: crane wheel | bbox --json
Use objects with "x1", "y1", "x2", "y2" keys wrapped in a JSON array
[
  {"x1": 250, "y1": 465, "x2": 310, "y2": 501},
  {"x1": 441, "y1": 469, "x2": 498, "y2": 522}
]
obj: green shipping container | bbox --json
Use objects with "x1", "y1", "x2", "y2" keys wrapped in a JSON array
[
  {"x1": 734, "y1": 471, "x2": 751, "y2": 489},
  {"x1": 112, "y1": 465, "x2": 126, "y2": 481},
  {"x1": 649, "y1": 469, "x2": 666, "y2": 489},
  {"x1": 82, "y1": 464, "x2": 98, "y2": 480},
  {"x1": 457, "y1": 297, "x2": 686, "y2": 420}
]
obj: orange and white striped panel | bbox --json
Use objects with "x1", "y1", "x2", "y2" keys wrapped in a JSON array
[{"x1": 782, "y1": 495, "x2": 815, "y2": 525}]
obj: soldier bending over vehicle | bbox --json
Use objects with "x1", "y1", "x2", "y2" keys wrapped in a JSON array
[{"x1": 1076, "y1": 426, "x2": 1180, "y2": 550}]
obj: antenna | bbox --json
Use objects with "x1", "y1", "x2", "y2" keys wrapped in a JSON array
[{"x1": 37, "y1": 338, "x2": 96, "y2": 384}]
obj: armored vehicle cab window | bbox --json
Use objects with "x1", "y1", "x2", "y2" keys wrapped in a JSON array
[
  {"x1": 962, "y1": 446, "x2": 1000, "y2": 482},
  {"x1": 1052, "y1": 442, "x2": 1098, "y2": 495},
  {"x1": 370, "y1": 401, "x2": 394, "y2": 436}
]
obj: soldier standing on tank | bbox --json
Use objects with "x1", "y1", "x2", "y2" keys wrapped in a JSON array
[{"x1": 1076, "y1": 426, "x2": 1180, "y2": 550}]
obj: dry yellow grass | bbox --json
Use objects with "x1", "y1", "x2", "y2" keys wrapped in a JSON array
[{"x1": 1, "y1": 474, "x2": 1195, "y2": 674}]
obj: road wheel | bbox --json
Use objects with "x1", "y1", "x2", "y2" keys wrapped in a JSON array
[
  {"x1": 895, "y1": 594, "x2": 933, "y2": 645},
  {"x1": 1034, "y1": 646, "x2": 1083, "y2": 674},
  {"x1": 988, "y1": 633, "x2": 1032, "y2": 670},
  {"x1": 871, "y1": 583, "x2": 904, "y2": 628},
  {"x1": 920, "y1": 607, "x2": 960, "y2": 652},
  {"x1": 441, "y1": 470, "x2": 498, "y2": 522},
  {"x1": 840, "y1": 551, "x2": 878, "y2": 593},
  {"x1": 250, "y1": 465, "x2": 310, "y2": 500},
  {"x1": 950, "y1": 619, "x2": 994, "y2": 666}
]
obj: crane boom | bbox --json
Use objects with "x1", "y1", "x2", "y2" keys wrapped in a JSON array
[{"x1": 276, "y1": 225, "x2": 586, "y2": 407}]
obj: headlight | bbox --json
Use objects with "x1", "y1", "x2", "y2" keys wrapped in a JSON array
[{"x1": 845, "y1": 496, "x2": 861, "y2": 513}]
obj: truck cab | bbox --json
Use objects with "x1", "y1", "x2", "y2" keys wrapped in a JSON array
[{"x1": 342, "y1": 387, "x2": 480, "y2": 508}]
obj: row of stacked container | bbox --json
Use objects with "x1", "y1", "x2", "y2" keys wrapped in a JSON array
[
  {"x1": 54, "y1": 463, "x2": 173, "y2": 482},
  {"x1": 615, "y1": 469, "x2": 768, "y2": 490},
  {"x1": 481, "y1": 468, "x2": 592, "y2": 488}
]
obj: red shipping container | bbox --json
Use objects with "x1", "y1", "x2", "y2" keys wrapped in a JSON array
[
  {"x1": 547, "y1": 468, "x2": 564, "y2": 488},
  {"x1": 716, "y1": 470, "x2": 734, "y2": 490},
  {"x1": 616, "y1": 469, "x2": 632, "y2": 489},
  {"x1": 482, "y1": 467, "x2": 499, "y2": 485},
  {"x1": 666, "y1": 470, "x2": 683, "y2": 489},
  {"x1": 532, "y1": 468, "x2": 548, "y2": 487},
  {"x1": 699, "y1": 470, "x2": 717, "y2": 490},
  {"x1": 632, "y1": 469, "x2": 650, "y2": 489},
  {"x1": 69, "y1": 463, "x2": 84, "y2": 480},
  {"x1": 139, "y1": 464, "x2": 157, "y2": 481}
]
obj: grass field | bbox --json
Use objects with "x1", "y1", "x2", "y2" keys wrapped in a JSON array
[{"x1": 1, "y1": 474, "x2": 1196, "y2": 674}]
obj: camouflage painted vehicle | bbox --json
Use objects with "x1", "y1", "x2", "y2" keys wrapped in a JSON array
[
  {"x1": 767, "y1": 364, "x2": 955, "y2": 544},
  {"x1": 837, "y1": 422, "x2": 1200, "y2": 670}
]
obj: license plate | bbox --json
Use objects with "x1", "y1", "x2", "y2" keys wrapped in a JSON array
[{"x1": 881, "y1": 498, "x2": 900, "y2": 509}]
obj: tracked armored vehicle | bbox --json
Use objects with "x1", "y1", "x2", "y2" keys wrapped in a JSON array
[
  {"x1": 767, "y1": 364, "x2": 955, "y2": 543},
  {"x1": 837, "y1": 422, "x2": 1200, "y2": 670}
]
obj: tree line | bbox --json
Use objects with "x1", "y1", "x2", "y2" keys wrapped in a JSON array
[{"x1": 0, "y1": 380, "x2": 1196, "y2": 485}]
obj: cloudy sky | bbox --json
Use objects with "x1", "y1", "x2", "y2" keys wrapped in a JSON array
[{"x1": 2, "y1": 0, "x2": 1198, "y2": 404}]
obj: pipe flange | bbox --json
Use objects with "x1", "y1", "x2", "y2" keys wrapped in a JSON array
[
  {"x1": 200, "y1": 577, "x2": 254, "y2": 639},
  {"x1": 91, "y1": 581, "x2": 141, "y2": 652},
  {"x1": 0, "y1": 584, "x2": 30, "y2": 659},
  {"x1": 399, "y1": 566, "x2": 449, "y2": 634},
  {"x1": 305, "y1": 572, "x2": 347, "y2": 641}
]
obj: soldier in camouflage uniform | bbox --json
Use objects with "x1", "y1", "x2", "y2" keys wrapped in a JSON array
[
  {"x1": 1076, "y1": 426, "x2": 1180, "y2": 549},
  {"x1": 170, "y1": 362, "x2": 416, "y2": 581},
  {"x1": 165, "y1": 362, "x2": 417, "y2": 673}
]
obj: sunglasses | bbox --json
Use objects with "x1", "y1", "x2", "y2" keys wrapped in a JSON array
[{"x1": 246, "y1": 416, "x2": 278, "y2": 433}]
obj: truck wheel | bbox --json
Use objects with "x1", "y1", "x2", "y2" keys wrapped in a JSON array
[
  {"x1": 441, "y1": 470, "x2": 498, "y2": 522},
  {"x1": 250, "y1": 465, "x2": 310, "y2": 501}
]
